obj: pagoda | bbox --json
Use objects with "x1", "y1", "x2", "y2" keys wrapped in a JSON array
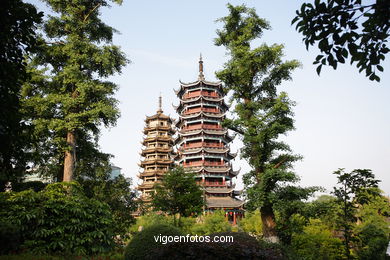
[
  {"x1": 137, "y1": 96, "x2": 175, "y2": 203},
  {"x1": 174, "y1": 55, "x2": 244, "y2": 223}
]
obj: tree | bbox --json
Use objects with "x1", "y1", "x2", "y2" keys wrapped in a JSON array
[
  {"x1": 151, "y1": 167, "x2": 204, "y2": 226},
  {"x1": 24, "y1": 0, "x2": 128, "y2": 182},
  {"x1": 292, "y1": 0, "x2": 390, "y2": 82},
  {"x1": 332, "y1": 168, "x2": 380, "y2": 259},
  {"x1": 215, "y1": 4, "x2": 317, "y2": 242},
  {"x1": 0, "y1": 0, "x2": 42, "y2": 188},
  {"x1": 81, "y1": 173, "x2": 138, "y2": 242}
]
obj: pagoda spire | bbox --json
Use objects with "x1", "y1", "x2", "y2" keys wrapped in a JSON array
[
  {"x1": 157, "y1": 93, "x2": 163, "y2": 113},
  {"x1": 198, "y1": 53, "x2": 205, "y2": 81}
]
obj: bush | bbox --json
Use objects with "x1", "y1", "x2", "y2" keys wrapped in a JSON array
[
  {"x1": 0, "y1": 182, "x2": 115, "y2": 255},
  {"x1": 150, "y1": 231, "x2": 286, "y2": 259},
  {"x1": 0, "y1": 221, "x2": 21, "y2": 254},
  {"x1": 124, "y1": 224, "x2": 183, "y2": 260},
  {"x1": 191, "y1": 210, "x2": 231, "y2": 235},
  {"x1": 355, "y1": 223, "x2": 389, "y2": 260},
  {"x1": 129, "y1": 213, "x2": 172, "y2": 233},
  {"x1": 238, "y1": 210, "x2": 262, "y2": 237},
  {"x1": 291, "y1": 218, "x2": 344, "y2": 260}
]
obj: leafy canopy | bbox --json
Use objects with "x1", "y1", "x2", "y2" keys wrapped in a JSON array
[
  {"x1": 151, "y1": 167, "x2": 204, "y2": 225},
  {"x1": 215, "y1": 4, "x2": 318, "y2": 239},
  {"x1": 293, "y1": 0, "x2": 390, "y2": 81}
]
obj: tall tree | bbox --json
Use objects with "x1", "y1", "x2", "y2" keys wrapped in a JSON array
[
  {"x1": 215, "y1": 4, "x2": 317, "y2": 242},
  {"x1": 151, "y1": 167, "x2": 204, "y2": 227},
  {"x1": 0, "y1": 0, "x2": 42, "y2": 188},
  {"x1": 332, "y1": 168, "x2": 380, "y2": 259},
  {"x1": 292, "y1": 0, "x2": 389, "y2": 82},
  {"x1": 24, "y1": 0, "x2": 128, "y2": 181}
]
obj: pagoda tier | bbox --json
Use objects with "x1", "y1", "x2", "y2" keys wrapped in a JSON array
[
  {"x1": 136, "y1": 96, "x2": 175, "y2": 202},
  {"x1": 174, "y1": 56, "x2": 244, "y2": 215}
]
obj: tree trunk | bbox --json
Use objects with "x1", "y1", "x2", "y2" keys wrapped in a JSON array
[
  {"x1": 260, "y1": 205, "x2": 279, "y2": 243},
  {"x1": 63, "y1": 131, "x2": 76, "y2": 182}
]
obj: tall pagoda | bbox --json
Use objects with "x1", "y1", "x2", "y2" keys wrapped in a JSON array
[
  {"x1": 174, "y1": 56, "x2": 244, "y2": 223},
  {"x1": 137, "y1": 96, "x2": 175, "y2": 203}
]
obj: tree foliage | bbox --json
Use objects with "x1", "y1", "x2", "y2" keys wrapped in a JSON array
[
  {"x1": 23, "y1": 0, "x2": 128, "y2": 181},
  {"x1": 81, "y1": 173, "x2": 137, "y2": 241},
  {"x1": 332, "y1": 168, "x2": 381, "y2": 259},
  {"x1": 151, "y1": 167, "x2": 204, "y2": 226},
  {"x1": 215, "y1": 3, "x2": 318, "y2": 241},
  {"x1": 292, "y1": 0, "x2": 390, "y2": 81},
  {"x1": 0, "y1": 182, "x2": 115, "y2": 255},
  {"x1": 291, "y1": 218, "x2": 344, "y2": 260},
  {"x1": 191, "y1": 210, "x2": 232, "y2": 235},
  {"x1": 0, "y1": 0, "x2": 42, "y2": 188}
]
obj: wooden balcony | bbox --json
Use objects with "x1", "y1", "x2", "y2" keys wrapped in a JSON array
[
  {"x1": 181, "y1": 142, "x2": 224, "y2": 149},
  {"x1": 183, "y1": 160, "x2": 227, "y2": 167},
  {"x1": 183, "y1": 91, "x2": 220, "y2": 99},
  {"x1": 182, "y1": 123, "x2": 222, "y2": 131},
  {"x1": 183, "y1": 107, "x2": 220, "y2": 115},
  {"x1": 197, "y1": 181, "x2": 227, "y2": 187}
]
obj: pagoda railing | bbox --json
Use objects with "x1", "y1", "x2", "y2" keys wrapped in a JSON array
[
  {"x1": 183, "y1": 91, "x2": 220, "y2": 99},
  {"x1": 183, "y1": 161, "x2": 228, "y2": 167},
  {"x1": 183, "y1": 107, "x2": 220, "y2": 115},
  {"x1": 182, "y1": 123, "x2": 222, "y2": 131},
  {"x1": 198, "y1": 181, "x2": 225, "y2": 186},
  {"x1": 181, "y1": 142, "x2": 224, "y2": 149}
]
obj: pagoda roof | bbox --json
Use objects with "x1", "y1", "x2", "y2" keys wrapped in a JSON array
[
  {"x1": 174, "y1": 80, "x2": 223, "y2": 96},
  {"x1": 138, "y1": 170, "x2": 167, "y2": 178},
  {"x1": 139, "y1": 159, "x2": 173, "y2": 167},
  {"x1": 137, "y1": 182, "x2": 159, "y2": 190},
  {"x1": 175, "y1": 135, "x2": 232, "y2": 146},
  {"x1": 173, "y1": 96, "x2": 228, "y2": 109},
  {"x1": 142, "y1": 136, "x2": 174, "y2": 144},
  {"x1": 145, "y1": 113, "x2": 172, "y2": 123},
  {"x1": 178, "y1": 128, "x2": 228, "y2": 137},
  {"x1": 184, "y1": 166, "x2": 240, "y2": 176},
  {"x1": 178, "y1": 111, "x2": 226, "y2": 120},
  {"x1": 206, "y1": 196, "x2": 244, "y2": 208},
  {"x1": 140, "y1": 147, "x2": 174, "y2": 155},
  {"x1": 143, "y1": 125, "x2": 175, "y2": 134},
  {"x1": 181, "y1": 147, "x2": 230, "y2": 155}
]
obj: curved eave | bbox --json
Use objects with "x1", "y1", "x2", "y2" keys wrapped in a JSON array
[
  {"x1": 139, "y1": 159, "x2": 174, "y2": 166},
  {"x1": 145, "y1": 113, "x2": 173, "y2": 123},
  {"x1": 177, "y1": 129, "x2": 228, "y2": 137},
  {"x1": 181, "y1": 147, "x2": 230, "y2": 155},
  {"x1": 179, "y1": 111, "x2": 226, "y2": 120},
  {"x1": 179, "y1": 79, "x2": 222, "y2": 88},
  {"x1": 140, "y1": 148, "x2": 174, "y2": 155},
  {"x1": 179, "y1": 96, "x2": 226, "y2": 104}
]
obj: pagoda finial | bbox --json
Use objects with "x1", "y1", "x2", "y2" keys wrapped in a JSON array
[
  {"x1": 157, "y1": 93, "x2": 163, "y2": 113},
  {"x1": 198, "y1": 53, "x2": 205, "y2": 81}
]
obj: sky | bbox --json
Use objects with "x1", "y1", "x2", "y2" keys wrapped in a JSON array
[{"x1": 31, "y1": 0, "x2": 390, "y2": 196}]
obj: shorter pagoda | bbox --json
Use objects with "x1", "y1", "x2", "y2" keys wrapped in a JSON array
[{"x1": 137, "y1": 96, "x2": 175, "y2": 203}]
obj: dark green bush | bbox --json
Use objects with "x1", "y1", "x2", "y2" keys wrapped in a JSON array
[
  {"x1": 0, "y1": 182, "x2": 115, "y2": 255},
  {"x1": 147, "y1": 231, "x2": 286, "y2": 260},
  {"x1": 0, "y1": 221, "x2": 21, "y2": 254},
  {"x1": 355, "y1": 223, "x2": 389, "y2": 260},
  {"x1": 124, "y1": 224, "x2": 183, "y2": 260}
]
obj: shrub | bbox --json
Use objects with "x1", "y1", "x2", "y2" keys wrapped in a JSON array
[
  {"x1": 238, "y1": 210, "x2": 262, "y2": 237},
  {"x1": 191, "y1": 210, "x2": 231, "y2": 235},
  {"x1": 124, "y1": 224, "x2": 183, "y2": 260},
  {"x1": 291, "y1": 218, "x2": 344, "y2": 260},
  {"x1": 0, "y1": 182, "x2": 115, "y2": 255},
  {"x1": 129, "y1": 213, "x2": 172, "y2": 233},
  {"x1": 150, "y1": 231, "x2": 286, "y2": 259},
  {"x1": 355, "y1": 223, "x2": 389, "y2": 260}
]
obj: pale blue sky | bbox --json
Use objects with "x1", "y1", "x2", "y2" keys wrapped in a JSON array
[{"x1": 31, "y1": 0, "x2": 390, "y2": 195}]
